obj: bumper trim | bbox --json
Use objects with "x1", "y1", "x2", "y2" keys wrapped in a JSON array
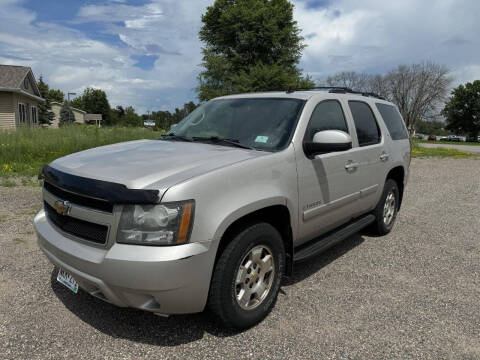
[{"x1": 41, "y1": 245, "x2": 126, "y2": 307}]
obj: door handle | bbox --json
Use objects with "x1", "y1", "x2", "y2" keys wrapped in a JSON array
[
  {"x1": 380, "y1": 152, "x2": 390, "y2": 161},
  {"x1": 345, "y1": 161, "x2": 360, "y2": 171}
]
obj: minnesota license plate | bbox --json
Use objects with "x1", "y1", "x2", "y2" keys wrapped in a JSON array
[{"x1": 57, "y1": 268, "x2": 79, "y2": 294}]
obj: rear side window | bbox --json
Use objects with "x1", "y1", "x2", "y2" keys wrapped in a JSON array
[
  {"x1": 348, "y1": 101, "x2": 381, "y2": 147},
  {"x1": 375, "y1": 103, "x2": 408, "y2": 140},
  {"x1": 304, "y1": 100, "x2": 348, "y2": 142}
]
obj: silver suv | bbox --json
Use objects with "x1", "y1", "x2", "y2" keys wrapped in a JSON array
[{"x1": 35, "y1": 88, "x2": 410, "y2": 329}]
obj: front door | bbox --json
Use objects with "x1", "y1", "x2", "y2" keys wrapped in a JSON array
[{"x1": 296, "y1": 100, "x2": 367, "y2": 244}]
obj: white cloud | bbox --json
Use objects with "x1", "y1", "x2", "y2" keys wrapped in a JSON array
[{"x1": 294, "y1": 0, "x2": 480, "y2": 85}]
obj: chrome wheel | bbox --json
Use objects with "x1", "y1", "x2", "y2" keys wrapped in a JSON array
[
  {"x1": 235, "y1": 245, "x2": 275, "y2": 310},
  {"x1": 383, "y1": 191, "x2": 396, "y2": 225}
]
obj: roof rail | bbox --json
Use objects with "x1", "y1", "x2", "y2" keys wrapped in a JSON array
[{"x1": 285, "y1": 86, "x2": 386, "y2": 100}]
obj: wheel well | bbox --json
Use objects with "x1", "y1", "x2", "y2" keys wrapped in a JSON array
[
  {"x1": 386, "y1": 166, "x2": 405, "y2": 210},
  {"x1": 216, "y1": 205, "x2": 294, "y2": 276}
]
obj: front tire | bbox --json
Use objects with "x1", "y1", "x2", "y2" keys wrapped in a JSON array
[
  {"x1": 208, "y1": 222, "x2": 285, "y2": 329},
  {"x1": 370, "y1": 179, "x2": 400, "y2": 235}
]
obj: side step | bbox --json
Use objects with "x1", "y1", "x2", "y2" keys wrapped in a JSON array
[{"x1": 293, "y1": 214, "x2": 375, "y2": 262}]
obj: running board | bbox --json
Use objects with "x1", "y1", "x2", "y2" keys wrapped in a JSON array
[{"x1": 293, "y1": 214, "x2": 375, "y2": 262}]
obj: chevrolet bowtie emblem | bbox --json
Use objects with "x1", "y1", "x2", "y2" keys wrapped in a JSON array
[{"x1": 54, "y1": 200, "x2": 71, "y2": 216}]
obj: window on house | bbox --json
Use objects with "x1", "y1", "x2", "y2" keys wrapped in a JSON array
[
  {"x1": 24, "y1": 78, "x2": 29, "y2": 89},
  {"x1": 18, "y1": 103, "x2": 26, "y2": 124},
  {"x1": 348, "y1": 101, "x2": 381, "y2": 147},
  {"x1": 31, "y1": 106, "x2": 37, "y2": 124}
]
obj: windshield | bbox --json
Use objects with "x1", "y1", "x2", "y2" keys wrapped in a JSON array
[{"x1": 168, "y1": 98, "x2": 305, "y2": 151}]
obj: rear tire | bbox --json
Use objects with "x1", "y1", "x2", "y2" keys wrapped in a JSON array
[
  {"x1": 370, "y1": 179, "x2": 399, "y2": 235},
  {"x1": 208, "y1": 222, "x2": 285, "y2": 329}
]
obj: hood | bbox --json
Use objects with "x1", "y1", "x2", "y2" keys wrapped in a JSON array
[{"x1": 50, "y1": 139, "x2": 267, "y2": 192}]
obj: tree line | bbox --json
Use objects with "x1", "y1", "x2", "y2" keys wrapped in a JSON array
[
  {"x1": 36, "y1": 79, "x2": 199, "y2": 130},
  {"x1": 36, "y1": 0, "x2": 480, "y2": 139}
]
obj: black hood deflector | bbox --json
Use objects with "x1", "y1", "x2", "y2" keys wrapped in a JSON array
[{"x1": 39, "y1": 165, "x2": 160, "y2": 204}]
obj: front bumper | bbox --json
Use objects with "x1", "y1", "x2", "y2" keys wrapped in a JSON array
[{"x1": 34, "y1": 210, "x2": 216, "y2": 314}]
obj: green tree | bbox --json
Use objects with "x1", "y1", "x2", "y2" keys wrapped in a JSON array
[
  {"x1": 70, "y1": 88, "x2": 111, "y2": 125},
  {"x1": 59, "y1": 101, "x2": 75, "y2": 125},
  {"x1": 122, "y1": 106, "x2": 141, "y2": 127},
  {"x1": 36, "y1": 76, "x2": 55, "y2": 125},
  {"x1": 48, "y1": 89, "x2": 64, "y2": 103},
  {"x1": 109, "y1": 105, "x2": 126, "y2": 126},
  {"x1": 443, "y1": 80, "x2": 480, "y2": 139},
  {"x1": 143, "y1": 102, "x2": 199, "y2": 131},
  {"x1": 415, "y1": 119, "x2": 450, "y2": 136},
  {"x1": 197, "y1": 0, "x2": 313, "y2": 101}
]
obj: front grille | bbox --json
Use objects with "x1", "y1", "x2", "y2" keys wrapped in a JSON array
[
  {"x1": 44, "y1": 202, "x2": 108, "y2": 244},
  {"x1": 44, "y1": 181, "x2": 113, "y2": 213}
]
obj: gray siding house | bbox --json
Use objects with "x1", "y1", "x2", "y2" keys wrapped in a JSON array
[
  {"x1": 0, "y1": 64, "x2": 44, "y2": 129},
  {"x1": 50, "y1": 101, "x2": 86, "y2": 128}
]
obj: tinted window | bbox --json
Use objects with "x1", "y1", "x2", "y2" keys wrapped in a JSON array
[
  {"x1": 304, "y1": 100, "x2": 348, "y2": 142},
  {"x1": 375, "y1": 103, "x2": 408, "y2": 140},
  {"x1": 348, "y1": 101, "x2": 381, "y2": 146}
]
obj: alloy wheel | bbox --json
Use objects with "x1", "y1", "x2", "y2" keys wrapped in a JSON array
[
  {"x1": 383, "y1": 191, "x2": 396, "y2": 225},
  {"x1": 235, "y1": 245, "x2": 275, "y2": 310}
]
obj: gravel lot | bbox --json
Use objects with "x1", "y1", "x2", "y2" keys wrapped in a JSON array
[{"x1": 1, "y1": 158, "x2": 479, "y2": 359}]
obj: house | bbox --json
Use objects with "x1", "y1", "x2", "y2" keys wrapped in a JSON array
[
  {"x1": 84, "y1": 113, "x2": 102, "y2": 127},
  {"x1": 50, "y1": 102, "x2": 102, "y2": 127},
  {"x1": 0, "y1": 64, "x2": 44, "y2": 129},
  {"x1": 50, "y1": 102, "x2": 86, "y2": 128}
]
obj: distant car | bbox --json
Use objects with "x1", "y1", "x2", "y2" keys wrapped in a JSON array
[
  {"x1": 414, "y1": 134, "x2": 423, "y2": 140},
  {"x1": 448, "y1": 135, "x2": 462, "y2": 142},
  {"x1": 438, "y1": 136, "x2": 449, "y2": 141},
  {"x1": 428, "y1": 135, "x2": 436, "y2": 141}
]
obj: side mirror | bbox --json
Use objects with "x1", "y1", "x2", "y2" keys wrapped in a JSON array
[{"x1": 304, "y1": 130, "x2": 352, "y2": 156}]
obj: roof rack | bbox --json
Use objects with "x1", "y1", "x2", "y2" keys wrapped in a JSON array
[{"x1": 286, "y1": 86, "x2": 386, "y2": 100}]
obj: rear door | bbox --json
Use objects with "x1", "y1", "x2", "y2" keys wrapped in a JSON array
[{"x1": 342, "y1": 100, "x2": 387, "y2": 216}]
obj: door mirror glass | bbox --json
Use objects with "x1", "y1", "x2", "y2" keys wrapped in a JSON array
[{"x1": 304, "y1": 130, "x2": 352, "y2": 156}]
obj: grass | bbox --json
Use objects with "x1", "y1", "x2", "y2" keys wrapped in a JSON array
[
  {"x1": 416, "y1": 139, "x2": 480, "y2": 146},
  {"x1": 0, "y1": 179, "x2": 16, "y2": 187},
  {"x1": 0, "y1": 127, "x2": 475, "y2": 185},
  {"x1": 0, "y1": 126, "x2": 163, "y2": 180},
  {"x1": 411, "y1": 141, "x2": 477, "y2": 158},
  {"x1": 13, "y1": 238, "x2": 25, "y2": 244}
]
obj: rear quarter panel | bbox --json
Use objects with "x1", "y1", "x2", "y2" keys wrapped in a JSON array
[{"x1": 369, "y1": 100, "x2": 411, "y2": 189}]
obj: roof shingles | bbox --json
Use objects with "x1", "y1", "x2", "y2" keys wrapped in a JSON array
[{"x1": 0, "y1": 64, "x2": 31, "y2": 89}]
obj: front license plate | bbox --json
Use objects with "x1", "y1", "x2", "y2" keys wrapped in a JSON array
[{"x1": 57, "y1": 268, "x2": 79, "y2": 294}]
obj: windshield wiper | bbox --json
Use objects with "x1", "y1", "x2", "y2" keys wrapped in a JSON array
[
  {"x1": 191, "y1": 136, "x2": 257, "y2": 150},
  {"x1": 159, "y1": 133, "x2": 192, "y2": 142}
]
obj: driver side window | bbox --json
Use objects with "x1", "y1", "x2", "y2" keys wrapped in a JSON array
[{"x1": 304, "y1": 100, "x2": 349, "y2": 142}]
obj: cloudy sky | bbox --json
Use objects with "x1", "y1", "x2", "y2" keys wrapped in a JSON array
[{"x1": 0, "y1": 0, "x2": 478, "y2": 113}]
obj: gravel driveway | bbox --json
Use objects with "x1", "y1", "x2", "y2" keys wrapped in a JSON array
[
  {"x1": 418, "y1": 142, "x2": 480, "y2": 155},
  {"x1": 1, "y1": 158, "x2": 479, "y2": 359}
]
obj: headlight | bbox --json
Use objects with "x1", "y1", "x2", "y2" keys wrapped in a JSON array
[{"x1": 117, "y1": 201, "x2": 194, "y2": 246}]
